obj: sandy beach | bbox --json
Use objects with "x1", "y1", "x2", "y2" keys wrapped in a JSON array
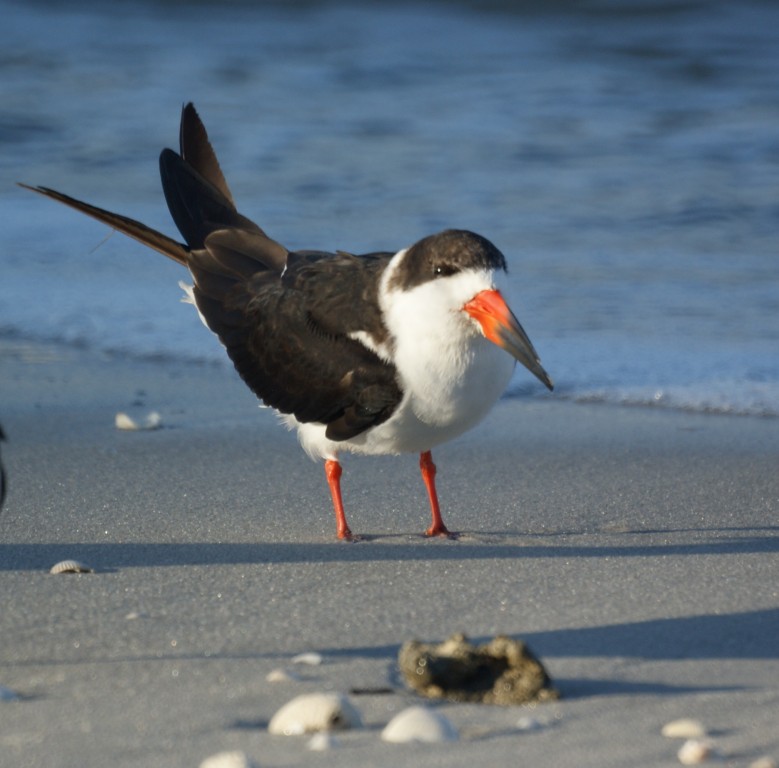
[{"x1": 1, "y1": 338, "x2": 777, "y2": 767}]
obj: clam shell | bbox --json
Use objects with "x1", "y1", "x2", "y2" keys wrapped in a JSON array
[
  {"x1": 49, "y1": 560, "x2": 94, "y2": 574},
  {"x1": 291, "y1": 651, "x2": 323, "y2": 666},
  {"x1": 199, "y1": 751, "x2": 258, "y2": 768},
  {"x1": 677, "y1": 739, "x2": 718, "y2": 765},
  {"x1": 662, "y1": 718, "x2": 707, "y2": 739},
  {"x1": 268, "y1": 692, "x2": 361, "y2": 735},
  {"x1": 381, "y1": 706, "x2": 459, "y2": 744}
]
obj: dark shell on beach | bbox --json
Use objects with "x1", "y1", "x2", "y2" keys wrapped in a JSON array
[{"x1": 398, "y1": 633, "x2": 558, "y2": 706}]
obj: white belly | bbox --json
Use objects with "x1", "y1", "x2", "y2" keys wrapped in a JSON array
[{"x1": 285, "y1": 337, "x2": 515, "y2": 461}]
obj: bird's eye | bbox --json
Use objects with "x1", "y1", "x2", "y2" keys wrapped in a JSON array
[{"x1": 434, "y1": 264, "x2": 457, "y2": 278}]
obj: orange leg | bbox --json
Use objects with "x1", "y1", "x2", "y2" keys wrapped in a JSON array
[
  {"x1": 324, "y1": 459, "x2": 353, "y2": 540},
  {"x1": 419, "y1": 450, "x2": 454, "y2": 537}
]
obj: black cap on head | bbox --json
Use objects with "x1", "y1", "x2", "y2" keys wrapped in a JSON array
[{"x1": 389, "y1": 229, "x2": 507, "y2": 292}]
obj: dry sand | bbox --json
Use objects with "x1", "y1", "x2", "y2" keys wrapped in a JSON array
[{"x1": 1, "y1": 339, "x2": 777, "y2": 767}]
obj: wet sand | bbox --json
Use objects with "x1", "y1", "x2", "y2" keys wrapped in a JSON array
[{"x1": 1, "y1": 339, "x2": 777, "y2": 767}]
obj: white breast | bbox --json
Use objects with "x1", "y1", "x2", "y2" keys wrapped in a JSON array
[{"x1": 284, "y1": 254, "x2": 516, "y2": 461}]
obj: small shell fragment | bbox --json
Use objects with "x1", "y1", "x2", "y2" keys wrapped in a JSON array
[
  {"x1": 268, "y1": 692, "x2": 362, "y2": 735},
  {"x1": 516, "y1": 715, "x2": 544, "y2": 731},
  {"x1": 749, "y1": 758, "x2": 778, "y2": 768},
  {"x1": 307, "y1": 733, "x2": 339, "y2": 751},
  {"x1": 49, "y1": 560, "x2": 94, "y2": 574},
  {"x1": 199, "y1": 751, "x2": 258, "y2": 768},
  {"x1": 266, "y1": 668, "x2": 301, "y2": 683},
  {"x1": 662, "y1": 718, "x2": 708, "y2": 739},
  {"x1": 677, "y1": 739, "x2": 718, "y2": 765},
  {"x1": 291, "y1": 652, "x2": 323, "y2": 666},
  {"x1": 381, "y1": 706, "x2": 459, "y2": 744},
  {"x1": 115, "y1": 411, "x2": 162, "y2": 431}
]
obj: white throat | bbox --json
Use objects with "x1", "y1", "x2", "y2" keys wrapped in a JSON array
[{"x1": 378, "y1": 254, "x2": 515, "y2": 429}]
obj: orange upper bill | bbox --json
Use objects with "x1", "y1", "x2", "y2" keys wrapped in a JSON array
[{"x1": 463, "y1": 289, "x2": 553, "y2": 391}]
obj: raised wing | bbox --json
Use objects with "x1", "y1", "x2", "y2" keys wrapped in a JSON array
[{"x1": 22, "y1": 103, "x2": 404, "y2": 441}]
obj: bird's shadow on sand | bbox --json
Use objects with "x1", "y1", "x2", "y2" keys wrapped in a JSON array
[{"x1": 2, "y1": 525, "x2": 777, "y2": 572}]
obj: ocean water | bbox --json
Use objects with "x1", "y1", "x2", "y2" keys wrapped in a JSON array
[{"x1": 1, "y1": 0, "x2": 777, "y2": 417}]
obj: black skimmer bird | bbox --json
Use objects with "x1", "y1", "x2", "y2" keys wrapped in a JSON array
[{"x1": 21, "y1": 103, "x2": 553, "y2": 540}]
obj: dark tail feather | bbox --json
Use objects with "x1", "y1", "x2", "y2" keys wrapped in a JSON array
[
  {"x1": 159, "y1": 149, "x2": 262, "y2": 250},
  {"x1": 18, "y1": 183, "x2": 190, "y2": 266},
  {"x1": 159, "y1": 103, "x2": 266, "y2": 250},
  {"x1": 20, "y1": 105, "x2": 284, "y2": 279},
  {"x1": 179, "y1": 102, "x2": 235, "y2": 206}
]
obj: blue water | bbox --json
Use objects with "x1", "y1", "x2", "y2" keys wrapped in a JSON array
[{"x1": 1, "y1": 0, "x2": 778, "y2": 416}]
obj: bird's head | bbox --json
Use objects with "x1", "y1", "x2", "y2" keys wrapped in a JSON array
[{"x1": 385, "y1": 229, "x2": 553, "y2": 391}]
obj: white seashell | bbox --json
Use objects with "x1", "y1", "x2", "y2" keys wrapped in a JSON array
[
  {"x1": 199, "y1": 751, "x2": 258, "y2": 768},
  {"x1": 124, "y1": 611, "x2": 149, "y2": 620},
  {"x1": 381, "y1": 706, "x2": 459, "y2": 744},
  {"x1": 266, "y1": 668, "x2": 301, "y2": 683},
  {"x1": 291, "y1": 652, "x2": 323, "y2": 666},
  {"x1": 307, "y1": 732, "x2": 339, "y2": 751},
  {"x1": 749, "y1": 759, "x2": 778, "y2": 768},
  {"x1": 677, "y1": 739, "x2": 718, "y2": 764},
  {"x1": 115, "y1": 411, "x2": 162, "y2": 431},
  {"x1": 516, "y1": 716, "x2": 544, "y2": 731},
  {"x1": 0, "y1": 686, "x2": 20, "y2": 702},
  {"x1": 268, "y1": 693, "x2": 362, "y2": 735},
  {"x1": 662, "y1": 718, "x2": 708, "y2": 739},
  {"x1": 114, "y1": 413, "x2": 137, "y2": 430},
  {"x1": 49, "y1": 560, "x2": 94, "y2": 574}
]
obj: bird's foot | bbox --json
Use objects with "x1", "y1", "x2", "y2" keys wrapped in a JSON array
[
  {"x1": 424, "y1": 524, "x2": 459, "y2": 540},
  {"x1": 337, "y1": 528, "x2": 364, "y2": 542}
]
